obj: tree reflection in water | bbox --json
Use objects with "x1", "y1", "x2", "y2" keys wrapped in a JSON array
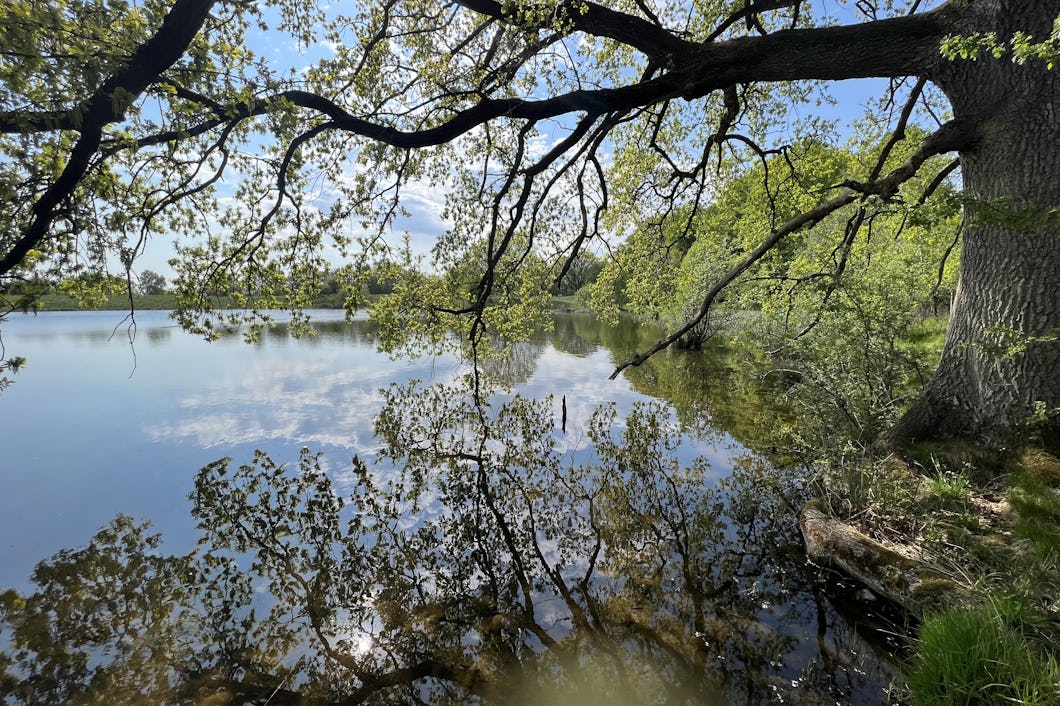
[{"x1": 1, "y1": 376, "x2": 901, "y2": 705}]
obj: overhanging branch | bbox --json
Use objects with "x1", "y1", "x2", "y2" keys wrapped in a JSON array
[
  {"x1": 610, "y1": 116, "x2": 978, "y2": 378},
  {"x1": 0, "y1": 0, "x2": 218, "y2": 277}
]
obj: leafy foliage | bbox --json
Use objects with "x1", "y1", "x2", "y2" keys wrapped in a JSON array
[
  {"x1": 1, "y1": 0, "x2": 1056, "y2": 446},
  {"x1": 0, "y1": 0, "x2": 979, "y2": 351},
  {"x1": 941, "y1": 15, "x2": 1060, "y2": 69},
  {"x1": 138, "y1": 269, "x2": 167, "y2": 295},
  {"x1": 595, "y1": 136, "x2": 961, "y2": 445}
]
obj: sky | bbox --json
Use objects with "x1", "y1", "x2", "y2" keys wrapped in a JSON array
[{"x1": 128, "y1": 0, "x2": 930, "y2": 278}]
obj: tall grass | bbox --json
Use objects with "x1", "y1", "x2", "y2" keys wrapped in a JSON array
[{"x1": 908, "y1": 597, "x2": 1060, "y2": 705}]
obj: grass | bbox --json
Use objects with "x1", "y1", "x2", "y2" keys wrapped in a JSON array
[
  {"x1": 899, "y1": 316, "x2": 948, "y2": 356},
  {"x1": 33, "y1": 291, "x2": 181, "y2": 311},
  {"x1": 1009, "y1": 478, "x2": 1060, "y2": 558},
  {"x1": 1004, "y1": 455, "x2": 1060, "y2": 606},
  {"x1": 905, "y1": 450, "x2": 1060, "y2": 706},
  {"x1": 908, "y1": 596, "x2": 1060, "y2": 705},
  {"x1": 23, "y1": 291, "x2": 578, "y2": 313},
  {"x1": 550, "y1": 294, "x2": 592, "y2": 312},
  {"x1": 24, "y1": 291, "x2": 378, "y2": 312},
  {"x1": 924, "y1": 469, "x2": 973, "y2": 510},
  {"x1": 816, "y1": 446, "x2": 1060, "y2": 705},
  {"x1": 906, "y1": 439, "x2": 1009, "y2": 484}
]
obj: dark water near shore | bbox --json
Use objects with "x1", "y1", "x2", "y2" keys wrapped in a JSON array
[{"x1": 0, "y1": 310, "x2": 903, "y2": 704}]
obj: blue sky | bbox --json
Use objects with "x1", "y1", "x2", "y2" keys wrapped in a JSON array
[{"x1": 130, "y1": 0, "x2": 934, "y2": 278}]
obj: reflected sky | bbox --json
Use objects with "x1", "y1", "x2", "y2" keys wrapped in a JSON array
[
  {"x1": 0, "y1": 309, "x2": 907, "y2": 705},
  {"x1": 0, "y1": 309, "x2": 736, "y2": 591}
]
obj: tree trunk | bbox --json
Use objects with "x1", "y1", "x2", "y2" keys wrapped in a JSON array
[{"x1": 892, "y1": 1, "x2": 1060, "y2": 454}]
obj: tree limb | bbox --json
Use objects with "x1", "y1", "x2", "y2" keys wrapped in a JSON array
[
  {"x1": 611, "y1": 116, "x2": 977, "y2": 378},
  {"x1": 0, "y1": 0, "x2": 219, "y2": 276}
]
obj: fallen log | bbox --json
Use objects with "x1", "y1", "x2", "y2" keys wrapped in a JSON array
[{"x1": 799, "y1": 498, "x2": 975, "y2": 617}]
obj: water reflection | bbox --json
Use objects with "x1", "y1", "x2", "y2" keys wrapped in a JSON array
[
  {"x1": 144, "y1": 325, "x2": 172, "y2": 344},
  {"x1": 0, "y1": 310, "x2": 903, "y2": 704},
  {"x1": 144, "y1": 353, "x2": 409, "y2": 449},
  {"x1": 550, "y1": 312, "x2": 607, "y2": 357},
  {"x1": 129, "y1": 314, "x2": 669, "y2": 457},
  {"x1": 622, "y1": 342, "x2": 797, "y2": 463},
  {"x1": 2, "y1": 379, "x2": 901, "y2": 706},
  {"x1": 477, "y1": 337, "x2": 548, "y2": 388}
]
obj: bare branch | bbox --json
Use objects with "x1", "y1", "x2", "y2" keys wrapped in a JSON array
[
  {"x1": 706, "y1": 0, "x2": 803, "y2": 43},
  {"x1": 454, "y1": 0, "x2": 696, "y2": 58}
]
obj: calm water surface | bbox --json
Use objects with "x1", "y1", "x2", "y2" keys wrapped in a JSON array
[
  {"x1": 0, "y1": 310, "x2": 902, "y2": 705},
  {"x1": 1, "y1": 311, "x2": 720, "y2": 585}
]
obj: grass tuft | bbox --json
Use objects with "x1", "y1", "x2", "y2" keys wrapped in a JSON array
[
  {"x1": 908, "y1": 597, "x2": 1060, "y2": 705},
  {"x1": 924, "y1": 469, "x2": 972, "y2": 510}
]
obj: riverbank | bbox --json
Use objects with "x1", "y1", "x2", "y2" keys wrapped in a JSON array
[
  {"x1": 10, "y1": 296, "x2": 1055, "y2": 702},
  {"x1": 803, "y1": 445, "x2": 1060, "y2": 704},
  {"x1": 24, "y1": 291, "x2": 181, "y2": 310}
]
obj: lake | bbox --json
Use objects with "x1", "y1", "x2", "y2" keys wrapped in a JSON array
[{"x1": 0, "y1": 309, "x2": 903, "y2": 705}]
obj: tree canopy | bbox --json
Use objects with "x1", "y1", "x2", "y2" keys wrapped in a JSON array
[{"x1": 0, "y1": 0, "x2": 1057, "y2": 446}]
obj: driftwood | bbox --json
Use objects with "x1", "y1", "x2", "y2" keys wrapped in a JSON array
[{"x1": 799, "y1": 498, "x2": 973, "y2": 617}]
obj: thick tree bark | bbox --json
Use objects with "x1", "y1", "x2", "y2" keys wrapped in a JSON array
[{"x1": 892, "y1": 1, "x2": 1060, "y2": 452}]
